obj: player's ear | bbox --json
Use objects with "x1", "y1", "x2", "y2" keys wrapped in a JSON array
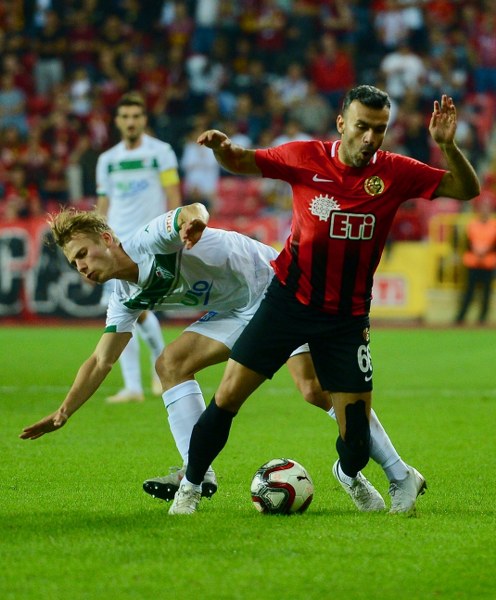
[
  {"x1": 102, "y1": 231, "x2": 114, "y2": 246},
  {"x1": 336, "y1": 115, "x2": 344, "y2": 134}
]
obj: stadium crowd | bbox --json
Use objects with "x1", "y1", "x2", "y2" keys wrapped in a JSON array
[{"x1": 0, "y1": 0, "x2": 495, "y2": 236}]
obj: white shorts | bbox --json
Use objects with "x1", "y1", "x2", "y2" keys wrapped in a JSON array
[{"x1": 185, "y1": 310, "x2": 309, "y2": 356}]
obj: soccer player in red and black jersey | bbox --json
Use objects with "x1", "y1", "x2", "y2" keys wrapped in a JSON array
[{"x1": 168, "y1": 85, "x2": 480, "y2": 516}]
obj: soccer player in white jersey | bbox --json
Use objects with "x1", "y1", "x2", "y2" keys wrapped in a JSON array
[
  {"x1": 96, "y1": 92, "x2": 181, "y2": 403},
  {"x1": 20, "y1": 203, "x2": 425, "y2": 514}
]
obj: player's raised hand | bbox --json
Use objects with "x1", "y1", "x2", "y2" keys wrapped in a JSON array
[
  {"x1": 19, "y1": 408, "x2": 68, "y2": 440},
  {"x1": 429, "y1": 95, "x2": 457, "y2": 145},
  {"x1": 196, "y1": 129, "x2": 231, "y2": 150},
  {"x1": 180, "y1": 218, "x2": 207, "y2": 249},
  {"x1": 177, "y1": 203, "x2": 209, "y2": 249}
]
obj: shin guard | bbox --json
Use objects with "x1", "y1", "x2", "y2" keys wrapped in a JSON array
[{"x1": 335, "y1": 400, "x2": 370, "y2": 477}]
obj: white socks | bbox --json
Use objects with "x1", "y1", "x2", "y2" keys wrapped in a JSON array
[
  {"x1": 118, "y1": 313, "x2": 165, "y2": 393},
  {"x1": 328, "y1": 407, "x2": 409, "y2": 482},
  {"x1": 163, "y1": 380, "x2": 207, "y2": 463},
  {"x1": 137, "y1": 312, "x2": 165, "y2": 368},
  {"x1": 118, "y1": 335, "x2": 143, "y2": 393}
]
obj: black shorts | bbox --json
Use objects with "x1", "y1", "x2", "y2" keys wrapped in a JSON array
[{"x1": 230, "y1": 278, "x2": 373, "y2": 393}]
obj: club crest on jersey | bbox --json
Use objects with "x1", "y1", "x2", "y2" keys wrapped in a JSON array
[
  {"x1": 155, "y1": 265, "x2": 172, "y2": 279},
  {"x1": 364, "y1": 176, "x2": 385, "y2": 196},
  {"x1": 309, "y1": 194, "x2": 341, "y2": 221}
]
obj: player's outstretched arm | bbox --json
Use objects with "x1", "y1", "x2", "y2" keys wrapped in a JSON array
[
  {"x1": 197, "y1": 129, "x2": 260, "y2": 175},
  {"x1": 429, "y1": 95, "x2": 480, "y2": 201},
  {"x1": 19, "y1": 332, "x2": 131, "y2": 440}
]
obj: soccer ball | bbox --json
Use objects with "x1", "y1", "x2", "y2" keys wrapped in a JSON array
[{"x1": 250, "y1": 458, "x2": 314, "y2": 514}]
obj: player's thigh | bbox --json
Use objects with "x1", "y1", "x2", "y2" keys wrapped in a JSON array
[
  {"x1": 309, "y1": 317, "x2": 373, "y2": 393},
  {"x1": 215, "y1": 358, "x2": 267, "y2": 412},
  {"x1": 160, "y1": 331, "x2": 230, "y2": 377}
]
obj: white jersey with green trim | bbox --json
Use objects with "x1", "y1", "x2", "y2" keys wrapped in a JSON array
[
  {"x1": 96, "y1": 134, "x2": 178, "y2": 240},
  {"x1": 106, "y1": 210, "x2": 277, "y2": 333}
]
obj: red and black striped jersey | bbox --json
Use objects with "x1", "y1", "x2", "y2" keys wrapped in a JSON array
[{"x1": 255, "y1": 140, "x2": 446, "y2": 315}]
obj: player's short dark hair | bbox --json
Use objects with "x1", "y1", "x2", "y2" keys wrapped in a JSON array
[
  {"x1": 341, "y1": 85, "x2": 391, "y2": 113},
  {"x1": 48, "y1": 208, "x2": 117, "y2": 249},
  {"x1": 116, "y1": 91, "x2": 146, "y2": 114}
]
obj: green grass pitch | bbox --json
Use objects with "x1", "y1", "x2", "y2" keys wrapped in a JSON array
[{"x1": 1, "y1": 325, "x2": 495, "y2": 599}]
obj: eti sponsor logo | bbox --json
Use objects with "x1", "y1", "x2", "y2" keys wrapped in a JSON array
[
  {"x1": 309, "y1": 194, "x2": 376, "y2": 240},
  {"x1": 309, "y1": 194, "x2": 341, "y2": 221}
]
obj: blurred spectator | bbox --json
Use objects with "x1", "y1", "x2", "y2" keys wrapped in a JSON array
[
  {"x1": 1, "y1": 52, "x2": 34, "y2": 96},
  {"x1": 68, "y1": 67, "x2": 93, "y2": 118},
  {"x1": 230, "y1": 93, "x2": 265, "y2": 143},
  {"x1": 0, "y1": 73, "x2": 29, "y2": 137},
  {"x1": 41, "y1": 156, "x2": 69, "y2": 205},
  {"x1": 471, "y1": 9, "x2": 496, "y2": 94},
  {"x1": 232, "y1": 58, "x2": 270, "y2": 110},
  {"x1": 0, "y1": 125, "x2": 24, "y2": 171},
  {"x1": 455, "y1": 196, "x2": 496, "y2": 324},
  {"x1": 65, "y1": 7, "x2": 99, "y2": 78},
  {"x1": 249, "y1": 0, "x2": 288, "y2": 73},
  {"x1": 1, "y1": 163, "x2": 43, "y2": 221},
  {"x1": 191, "y1": 0, "x2": 220, "y2": 54},
  {"x1": 67, "y1": 133, "x2": 99, "y2": 200},
  {"x1": 309, "y1": 32, "x2": 355, "y2": 110},
  {"x1": 380, "y1": 42, "x2": 426, "y2": 101},
  {"x1": 423, "y1": 49, "x2": 467, "y2": 104},
  {"x1": 320, "y1": 0, "x2": 356, "y2": 47},
  {"x1": 186, "y1": 38, "x2": 228, "y2": 112},
  {"x1": 289, "y1": 82, "x2": 334, "y2": 138},
  {"x1": 42, "y1": 109, "x2": 80, "y2": 163},
  {"x1": 373, "y1": 0, "x2": 411, "y2": 52},
  {"x1": 32, "y1": 9, "x2": 66, "y2": 96},
  {"x1": 271, "y1": 62, "x2": 309, "y2": 109},
  {"x1": 98, "y1": 14, "x2": 132, "y2": 62},
  {"x1": 262, "y1": 120, "x2": 313, "y2": 212},
  {"x1": 137, "y1": 52, "x2": 170, "y2": 113},
  {"x1": 94, "y1": 48, "x2": 128, "y2": 111},
  {"x1": 18, "y1": 123, "x2": 50, "y2": 186},
  {"x1": 159, "y1": 0, "x2": 195, "y2": 51},
  {"x1": 397, "y1": 0, "x2": 428, "y2": 52},
  {"x1": 180, "y1": 118, "x2": 220, "y2": 211},
  {"x1": 271, "y1": 119, "x2": 312, "y2": 147}
]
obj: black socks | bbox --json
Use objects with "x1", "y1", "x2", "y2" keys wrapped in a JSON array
[{"x1": 185, "y1": 397, "x2": 236, "y2": 485}]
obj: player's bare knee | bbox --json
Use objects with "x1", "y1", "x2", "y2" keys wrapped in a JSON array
[
  {"x1": 300, "y1": 383, "x2": 331, "y2": 411},
  {"x1": 155, "y1": 348, "x2": 188, "y2": 387}
]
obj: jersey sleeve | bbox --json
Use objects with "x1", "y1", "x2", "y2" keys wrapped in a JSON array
[
  {"x1": 390, "y1": 154, "x2": 446, "y2": 200},
  {"x1": 105, "y1": 286, "x2": 141, "y2": 333},
  {"x1": 255, "y1": 142, "x2": 308, "y2": 181},
  {"x1": 129, "y1": 208, "x2": 186, "y2": 256}
]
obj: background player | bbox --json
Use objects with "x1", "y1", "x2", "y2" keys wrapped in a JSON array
[{"x1": 96, "y1": 92, "x2": 181, "y2": 403}]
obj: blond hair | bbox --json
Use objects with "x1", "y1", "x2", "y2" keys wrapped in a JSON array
[{"x1": 48, "y1": 208, "x2": 117, "y2": 249}]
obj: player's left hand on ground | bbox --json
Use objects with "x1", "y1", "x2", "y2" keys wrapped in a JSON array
[
  {"x1": 19, "y1": 409, "x2": 69, "y2": 440},
  {"x1": 180, "y1": 219, "x2": 207, "y2": 249},
  {"x1": 429, "y1": 94, "x2": 457, "y2": 145}
]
